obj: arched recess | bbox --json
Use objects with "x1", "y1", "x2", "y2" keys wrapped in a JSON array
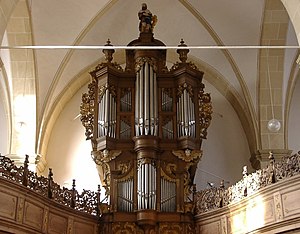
[
  {"x1": 1, "y1": 0, "x2": 36, "y2": 166},
  {"x1": 36, "y1": 54, "x2": 115, "y2": 173},
  {"x1": 0, "y1": 0, "x2": 18, "y2": 156},
  {"x1": 281, "y1": 0, "x2": 300, "y2": 46},
  {"x1": 0, "y1": 58, "x2": 12, "y2": 155},
  {"x1": 188, "y1": 55, "x2": 259, "y2": 169},
  {"x1": 36, "y1": 0, "x2": 119, "y2": 157},
  {"x1": 0, "y1": 0, "x2": 18, "y2": 43},
  {"x1": 179, "y1": 0, "x2": 259, "y2": 151},
  {"x1": 257, "y1": 0, "x2": 292, "y2": 166},
  {"x1": 285, "y1": 53, "x2": 300, "y2": 152}
]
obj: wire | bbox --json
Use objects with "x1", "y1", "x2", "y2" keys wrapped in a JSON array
[
  {"x1": 0, "y1": 45, "x2": 299, "y2": 50},
  {"x1": 266, "y1": 49, "x2": 275, "y2": 120}
]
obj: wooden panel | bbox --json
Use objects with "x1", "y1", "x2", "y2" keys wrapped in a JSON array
[
  {"x1": 0, "y1": 191, "x2": 17, "y2": 220},
  {"x1": 48, "y1": 212, "x2": 68, "y2": 234},
  {"x1": 74, "y1": 221, "x2": 95, "y2": 234},
  {"x1": 282, "y1": 189, "x2": 300, "y2": 218},
  {"x1": 227, "y1": 210, "x2": 246, "y2": 234},
  {"x1": 262, "y1": 197, "x2": 276, "y2": 224},
  {"x1": 198, "y1": 220, "x2": 221, "y2": 234},
  {"x1": 23, "y1": 201, "x2": 44, "y2": 231}
]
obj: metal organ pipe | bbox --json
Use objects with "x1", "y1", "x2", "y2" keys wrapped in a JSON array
[
  {"x1": 154, "y1": 72, "x2": 158, "y2": 136},
  {"x1": 176, "y1": 86, "x2": 196, "y2": 138},
  {"x1": 150, "y1": 66, "x2": 154, "y2": 135},
  {"x1": 144, "y1": 62, "x2": 149, "y2": 135},
  {"x1": 139, "y1": 68, "x2": 144, "y2": 135},
  {"x1": 97, "y1": 86, "x2": 117, "y2": 138},
  {"x1": 135, "y1": 61, "x2": 158, "y2": 136}
]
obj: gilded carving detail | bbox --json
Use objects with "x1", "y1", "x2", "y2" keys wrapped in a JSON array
[
  {"x1": 198, "y1": 89, "x2": 212, "y2": 139},
  {"x1": 117, "y1": 161, "x2": 132, "y2": 175},
  {"x1": 80, "y1": 80, "x2": 96, "y2": 140},
  {"x1": 92, "y1": 150, "x2": 122, "y2": 196},
  {"x1": 93, "y1": 149, "x2": 122, "y2": 164},
  {"x1": 194, "y1": 152, "x2": 300, "y2": 215},
  {"x1": 91, "y1": 61, "x2": 123, "y2": 73},
  {"x1": 112, "y1": 222, "x2": 143, "y2": 234},
  {"x1": 172, "y1": 149, "x2": 202, "y2": 163},
  {"x1": 177, "y1": 83, "x2": 194, "y2": 100},
  {"x1": 159, "y1": 223, "x2": 183, "y2": 233},
  {"x1": 135, "y1": 57, "x2": 157, "y2": 72},
  {"x1": 170, "y1": 61, "x2": 199, "y2": 72},
  {"x1": 98, "y1": 84, "x2": 117, "y2": 99}
]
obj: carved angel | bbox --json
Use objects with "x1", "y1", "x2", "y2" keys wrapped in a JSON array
[{"x1": 172, "y1": 149, "x2": 203, "y2": 162}]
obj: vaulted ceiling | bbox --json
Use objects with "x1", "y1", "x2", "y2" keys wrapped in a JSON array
[{"x1": 0, "y1": 0, "x2": 299, "y2": 181}]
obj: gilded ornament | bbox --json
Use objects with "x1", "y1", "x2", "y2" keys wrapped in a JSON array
[
  {"x1": 172, "y1": 149, "x2": 203, "y2": 163},
  {"x1": 135, "y1": 57, "x2": 157, "y2": 72}
]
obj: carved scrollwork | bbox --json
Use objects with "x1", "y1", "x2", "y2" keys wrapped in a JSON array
[
  {"x1": 92, "y1": 150, "x2": 122, "y2": 196},
  {"x1": 172, "y1": 149, "x2": 203, "y2": 163},
  {"x1": 135, "y1": 57, "x2": 157, "y2": 72},
  {"x1": 92, "y1": 61, "x2": 123, "y2": 73},
  {"x1": 177, "y1": 83, "x2": 194, "y2": 101},
  {"x1": 117, "y1": 161, "x2": 132, "y2": 176},
  {"x1": 98, "y1": 85, "x2": 117, "y2": 100},
  {"x1": 170, "y1": 61, "x2": 200, "y2": 72},
  {"x1": 0, "y1": 155, "x2": 100, "y2": 215},
  {"x1": 80, "y1": 80, "x2": 96, "y2": 140},
  {"x1": 198, "y1": 88, "x2": 212, "y2": 139},
  {"x1": 92, "y1": 149, "x2": 122, "y2": 164},
  {"x1": 194, "y1": 152, "x2": 300, "y2": 215},
  {"x1": 112, "y1": 222, "x2": 143, "y2": 234}
]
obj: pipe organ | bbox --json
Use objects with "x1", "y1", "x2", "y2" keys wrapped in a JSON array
[{"x1": 80, "y1": 4, "x2": 212, "y2": 233}]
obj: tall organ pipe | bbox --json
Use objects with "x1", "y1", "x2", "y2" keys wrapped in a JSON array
[{"x1": 135, "y1": 61, "x2": 158, "y2": 136}]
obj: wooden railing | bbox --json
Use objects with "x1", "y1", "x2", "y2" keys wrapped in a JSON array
[
  {"x1": 194, "y1": 151, "x2": 300, "y2": 234},
  {"x1": 0, "y1": 154, "x2": 102, "y2": 234},
  {"x1": 194, "y1": 151, "x2": 300, "y2": 214},
  {"x1": 0, "y1": 154, "x2": 101, "y2": 216}
]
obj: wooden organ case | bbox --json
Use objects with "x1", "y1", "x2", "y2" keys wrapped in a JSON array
[{"x1": 80, "y1": 4, "x2": 212, "y2": 234}]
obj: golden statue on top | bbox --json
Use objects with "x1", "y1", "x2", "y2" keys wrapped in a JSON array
[{"x1": 138, "y1": 3, "x2": 157, "y2": 33}]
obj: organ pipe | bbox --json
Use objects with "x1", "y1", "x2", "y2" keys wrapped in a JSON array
[
  {"x1": 176, "y1": 85, "x2": 196, "y2": 138},
  {"x1": 137, "y1": 162, "x2": 156, "y2": 210},
  {"x1": 98, "y1": 86, "x2": 117, "y2": 138},
  {"x1": 135, "y1": 61, "x2": 158, "y2": 136}
]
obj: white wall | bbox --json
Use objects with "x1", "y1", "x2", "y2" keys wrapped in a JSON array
[
  {"x1": 288, "y1": 76, "x2": 300, "y2": 154},
  {"x1": 45, "y1": 85, "x2": 100, "y2": 192},
  {"x1": 194, "y1": 82, "x2": 252, "y2": 190}
]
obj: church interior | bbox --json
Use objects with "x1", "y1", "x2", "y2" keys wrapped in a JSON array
[{"x1": 0, "y1": 0, "x2": 300, "y2": 233}]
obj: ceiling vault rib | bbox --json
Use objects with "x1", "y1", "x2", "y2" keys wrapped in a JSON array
[
  {"x1": 36, "y1": 0, "x2": 119, "y2": 157},
  {"x1": 178, "y1": 0, "x2": 260, "y2": 157}
]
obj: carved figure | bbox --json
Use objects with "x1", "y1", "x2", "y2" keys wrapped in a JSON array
[{"x1": 138, "y1": 3, "x2": 157, "y2": 33}]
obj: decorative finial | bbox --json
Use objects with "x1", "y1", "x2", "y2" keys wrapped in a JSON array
[
  {"x1": 220, "y1": 180, "x2": 225, "y2": 189},
  {"x1": 268, "y1": 151, "x2": 275, "y2": 161},
  {"x1": 242, "y1": 165, "x2": 248, "y2": 177},
  {"x1": 138, "y1": 3, "x2": 157, "y2": 33},
  {"x1": 102, "y1": 39, "x2": 114, "y2": 63},
  {"x1": 177, "y1": 39, "x2": 189, "y2": 63}
]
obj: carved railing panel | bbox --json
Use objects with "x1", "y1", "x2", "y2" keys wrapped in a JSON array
[
  {"x1": 194, "y1": 152, "x2": 300, "y2": 214},
  {"x1": 0, "y1": 154, "x2": 100, "y2": 216}
]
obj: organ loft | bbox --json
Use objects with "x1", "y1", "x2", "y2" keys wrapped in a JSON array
[{"x1": 80, "y1": 3, "x2": 212, "y2": 233}]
